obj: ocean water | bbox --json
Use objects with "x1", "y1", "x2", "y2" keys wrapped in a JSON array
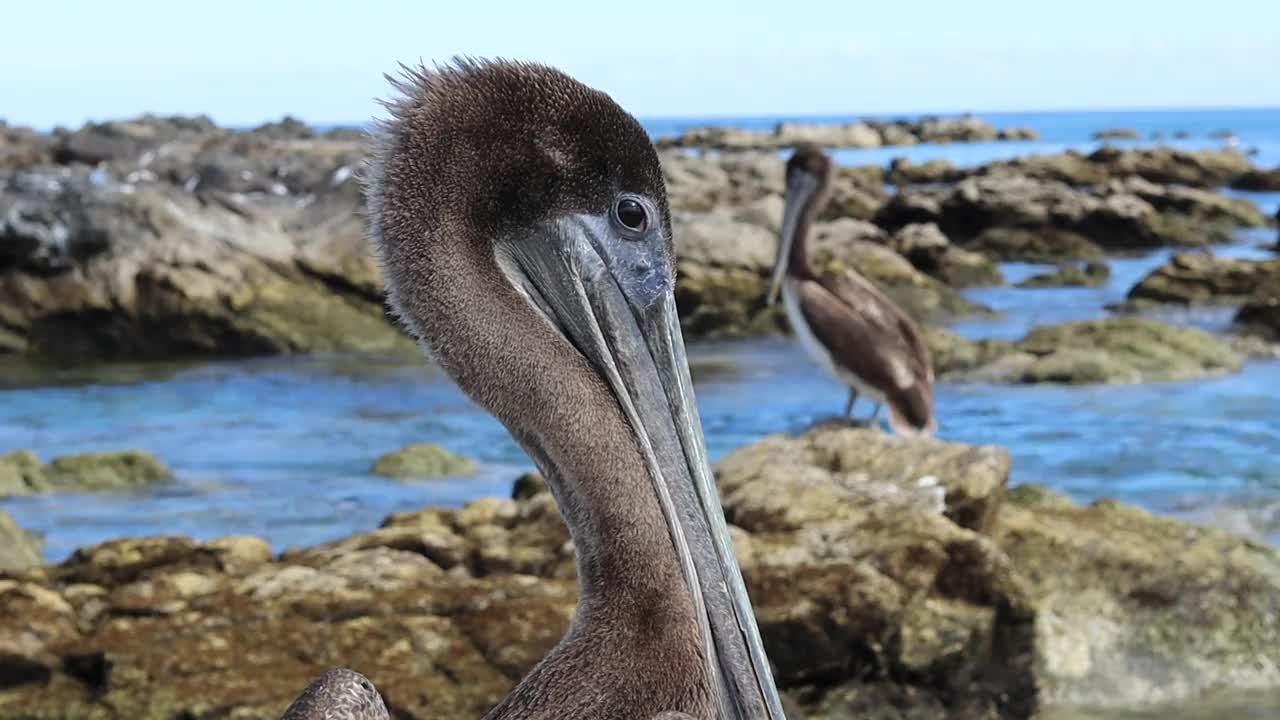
[
  {"x1": 3, "y1": 107, "x2": 1279, "y2": 718},
  {"x1": 2, "y1": 109, "x2": 1278, "y2": 559},
  {"x1": 643, "y1": 107, "x2": 1280, "y2": 169}
]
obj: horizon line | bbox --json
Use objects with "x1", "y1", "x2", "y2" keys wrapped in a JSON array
[{"x1": 8, "y1": 103, "x2": 1279, "y2": 133}]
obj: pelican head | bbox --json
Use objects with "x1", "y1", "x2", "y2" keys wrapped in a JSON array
[
  {"x1": 364, "y1": 58, "x2": 784, "y2": 719},
  {"x1": 768, "y1": 142, "x2": 834, "y2": 306},
  {"x1": 280, "y1": 669, "x2": 388, "y2": 720}
]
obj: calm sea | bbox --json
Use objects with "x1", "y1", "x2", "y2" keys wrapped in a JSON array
[{"x1": 2, "y1": 108, "x2": 1278, "y2": 560}]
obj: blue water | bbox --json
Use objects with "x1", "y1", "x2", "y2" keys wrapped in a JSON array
[
  {"x1": 644, "y1": 107, "x2": 1280, "y2": 173},
  {"x1": 3, "y1": 109, "x2": 1279, "y2": 562}
]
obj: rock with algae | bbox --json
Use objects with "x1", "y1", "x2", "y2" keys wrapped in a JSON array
[
  {"x1": 371, "y1": 443, "x2": 477, "y2": 479},
  {"x1": 1, "y1": 449, "x2": 171, "y2": 496}
]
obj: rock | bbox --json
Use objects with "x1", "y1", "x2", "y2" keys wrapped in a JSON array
[
  {"x1": 889, "y1": 222, "x2": 1003, "y2": 288},
  {"x1": 923, "y1": 326, "x2": 1016, "y2": 377},
  {"x1": 717, "y1": 425, "x2": 1009, "y2": 533},
  {"x1": 1000, "y1": 127, "x2": 1040, "y2": 141},
  {"x1": 968, "y1": 227, "x2": 1105, "y2": 263},
  {"x1": 0, "y1": 167, "x2": 412, "y2": 361},
  {"x1": 914, "y1": 114, "x2": 1000, "y2": 144},
  {"x1": 1233, "y1": 280, "x2": 1280, "y2": 341},
  {"x1": 44, "y1": 450, "x2": 172, "y2": 491},
  {"x1": 0, "y1": 510, "x2": 42, "y2": 570},
  {"x1": 1109, "y1": 176, "x2": 1269, "y2": 229},
  {"x1": 654, "y1": 115, "x2": 1034, "y2": 150},
  {"x1": 0, "y1": 449, "x2": 50, "y2": 495},
  {"x1": 371, "y1": 443, "x2": 477, "y2": 479},
  {"x1": 774, "y1": 120, "x2": 882, "y2": 148},
  {"x1": 1015, "y1": 260, "x2": 1111, "y2": 288},
  {"x1": 51, "y1": 115, "x2": 217, "y2": 166},
  {"x1": 949, "y1": 147, "x2": 1258, "y2": 189},
  {"x1": 878, "y1": 174, "x2": 1259, "y2": 253},
  {"x1": 0, "y1": 121, "x2": 51, "y2": 170},
  {"x1": 969, "y1": 318, "x2": 1243, "y2": 384},
  {"x1": 994, "y1": 497, "x2": 1280, "y2": 707},
  {"x1": 2, "y1": 449, "x2": 170, "y2": 495},
  {"x1": 1230, "y1": 167, "x2": 1280, "y2": 192},
  {"x1": 1092, "y1": 128, "x2": 1140, "y2": 140},
  {"x1": 1127, "y1": 253, "x2": 1280, "y2": 305},
  {"x1": 886, "y1": 157, "x2": 961, "y2": 185}
]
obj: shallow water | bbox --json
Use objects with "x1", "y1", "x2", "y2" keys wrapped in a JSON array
[
  {"x1": 3, "y1": 111, "x2": 1278, "y2": 560},
  {"x1": 3, "y1": 234, "x2": 1278, "y2": 559}
]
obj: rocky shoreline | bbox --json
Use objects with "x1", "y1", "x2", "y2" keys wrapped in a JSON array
[
  {"x1": 2, "y1": 425, "x2": 1277, "y2": 719},
  {"x1": 653, "y1": 114, "x2": 1039, "y2": 150},
  {"x1": 1, "y1": 115, "x2": 1277, "y2": 363}
]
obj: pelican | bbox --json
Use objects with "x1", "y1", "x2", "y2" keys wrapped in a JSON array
[
  {"x1": 361, "y1": 58, "x2": 786, "y2": 719},
  {"x1": 281, "y1": 669, "x2": 388, "y2": 719},
  {"x1": 767, "y1": 143, "x2": 936, "y2": 436}
]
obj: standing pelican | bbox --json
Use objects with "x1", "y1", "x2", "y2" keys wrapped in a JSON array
[
  {"x1": 362, "y1": 58, "x2": 786, "y2": 720},
  {"x1": 767, "y1": 143, "x2": 936, "y2": 436}
]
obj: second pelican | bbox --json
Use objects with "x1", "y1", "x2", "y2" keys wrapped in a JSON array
[{"x1": 767, "y1": 143, "x2": 937, "y2": 436}]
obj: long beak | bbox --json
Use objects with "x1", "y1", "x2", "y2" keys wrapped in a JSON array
[
  {"x1": 501, "y1": 214, "x2": 787, "y2": 720},
  {"x1": 767, "y1": 171, "x2": 819, "y2": 307}
]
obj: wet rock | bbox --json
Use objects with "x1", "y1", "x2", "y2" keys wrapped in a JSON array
[
  {"x1": 1015, "y1": 260, "x2": 1111, "y2": 288},
  {"x1": 1230, "y1": 167, "x2": 1280, "y2": 192},
  {"x1": 1, "y1": 449, "x2": 171, "y2": 495},
  {"x1": 1092, "y1": 128, "x2": 1140, "y2": 140},
  {"x1": 947, "y1": 147, "x2": 1257, "y2": 189},
  {"x1": 1000, "y1": 127, "x2": 1040, "y2": 141},
  {"x1": 878, "y1": 174, "x2": 1262, "y2": 253},
  {"x1": 371, "y1": 443, "x2": 477, "y2": 480},
  {"x1": 1128, "y1": 253, "x2": 1280, "y2": 305},
  {"x1": 968, "y1": 227, "x2": 1105, "y2": 263},
  {"x1": 886, "y1": 157, "x2": 961, "y2": 185},
  {"x1": 923, "y1": 325, "x2": 1016, "y2": 377},
  {"x1": 45, "y1": 450, "x2": 172, "y2": 491},
  {"x1": 1109, "y1": 176, "x2": 1269, "y2": 229},
  {"x1": 0, "y1": 167, "x2": 411, "y2": 361},
  {"x1": 0, "y1": 449, "x2": 50, "y2": 495},
  {"x1": 654, "y1": 115, "x2": 1032, "y2": 150},
  {"x1": 971, "y1": 318, "x2": 1243, "y2": 384},
  {"x1": 0, "y1": 510, "x2": 42, "y2": 570},
  {"x1": 1233, "y1": 280, "x2": 1280, "y2": 341},
  {"x1": 914, "y1": 114, "x2": 1002, "y2": 144},
  {"x1": 995, "y1": 496, "x2": 1280, "y2": 707},
  {"x1": 889, "y1": 222, "x2": 1003, "y2": 288}
]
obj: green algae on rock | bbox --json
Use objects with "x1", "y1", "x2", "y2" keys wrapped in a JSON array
[
  {"x1": 0, "y1": 450, "x2": 50, "y2": 495},
  {"x1": 1, "y1": 449, "x2": 172, "y2": 496},
  {"x1": 1016, "y1": 260, "x2": 1111, "y2": 288},
  {"x1": 1128, "y1": 253, "x2": 1280, "y2": 305},
  {"x1": 371, "y1": 443, "x2": 477, "y2": 480},
  {"x1": 959, "y1": 318, "x2": 1244, "y2": 385}
]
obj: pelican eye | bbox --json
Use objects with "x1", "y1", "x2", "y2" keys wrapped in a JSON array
[{"x1": 612, "y1": 195, "x2": 650, "y2": 236}]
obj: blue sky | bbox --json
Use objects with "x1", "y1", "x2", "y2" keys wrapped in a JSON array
[{"x1": 2, "y1": 0, "x2": 1276, "y2": 127}]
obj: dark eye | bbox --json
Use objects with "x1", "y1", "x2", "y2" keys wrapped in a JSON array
[{"x1": 613, "y1": 197, "x2": 649, "y2": 234}]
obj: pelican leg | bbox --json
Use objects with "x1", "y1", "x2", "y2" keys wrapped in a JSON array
[
  {"x1": 844, "y1": 388, "x2": 858, "y2": 418},
  {"x1": 868, "y1": 402, "x2": 883, "y2": 432}
]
